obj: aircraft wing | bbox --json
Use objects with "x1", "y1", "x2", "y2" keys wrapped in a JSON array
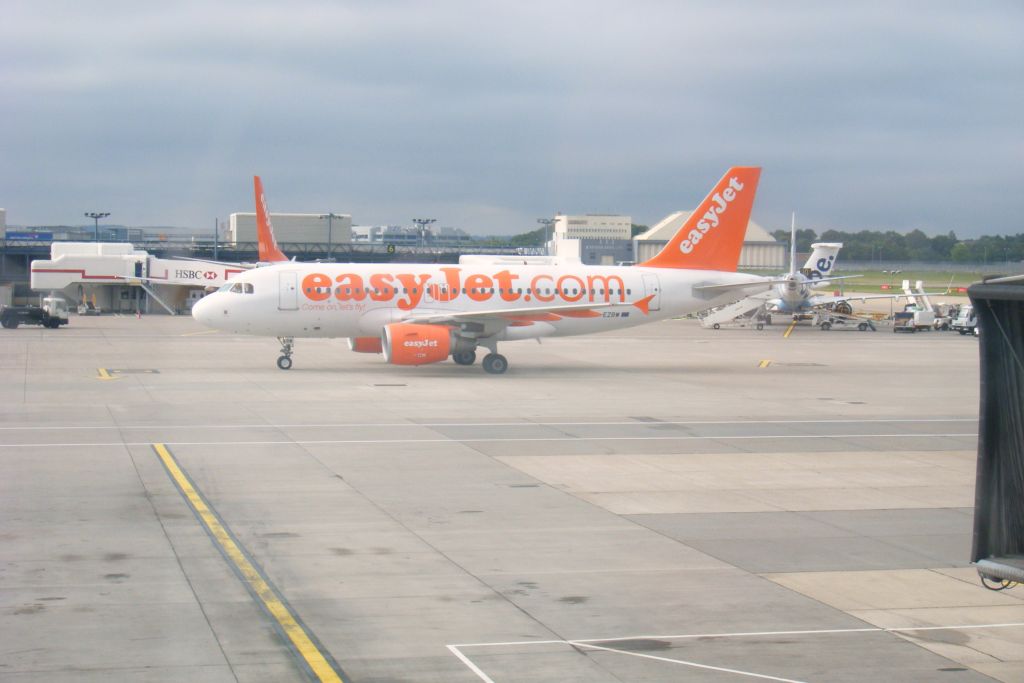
[
  {"x1": 806, "y1": 291, "x2": 948, "y2": 308},
  {"x1": 400, "y1": 297, "x2": 655, "y2": 326},
  {"x1": 692, "y1": 278, "x2": 783, "y2": 294}
]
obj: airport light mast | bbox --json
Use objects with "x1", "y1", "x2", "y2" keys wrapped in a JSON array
[
  {"x1": 537, "y1": 218, "x2": 555, "y2": 254},
  {"x1": 84, "y1": 212, "x2": 110, "y2": 242},
  {"x1": 319, "y1": 212, "x2": 342, "y2": 261},
  {"x1": 412, "y1": 218, "x2": 436, "y2": 248}
]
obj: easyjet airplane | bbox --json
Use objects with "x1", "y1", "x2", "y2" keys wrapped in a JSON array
[{"x1": 192, "y1": 167, "x2": 778, "y2": 373}]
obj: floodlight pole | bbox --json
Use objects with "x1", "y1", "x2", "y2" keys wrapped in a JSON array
[
  {"x1": 537, "y1": 218, "x2": 555, "y2": 254},
  {"x1": 319, "y1": 213, "x2": 342, "y2": 260},
  {"x1": 412, "y1": 218, "x2": 436, "y2": 248},
  {"x1": 85, "y1": 212, "x2": 110, "y2": 242}
]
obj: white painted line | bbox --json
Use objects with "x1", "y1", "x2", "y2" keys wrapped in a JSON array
[
  {"x1": 0, "y1": 433, "x2": 979, "y2": 448},
  {"x1": 0, "y1": 418, "x2": 977, "y2": 432},
  {"x1": 572, "y1": 641, "x2": 806, "y2": 683},
  {"x1": 448, "y1": 622, "x2": 1024, "y2": 682},
  {"x1": 450, "y1": 621, "x2": 1024, "y2": 648},
  {"x1": 446, "y1": 646, "x2": 497, "y2": 683}
]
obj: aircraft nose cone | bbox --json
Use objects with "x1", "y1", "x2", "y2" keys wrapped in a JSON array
[{"x1": 191, "y1": 294, "x2": 216, "y2": 327}]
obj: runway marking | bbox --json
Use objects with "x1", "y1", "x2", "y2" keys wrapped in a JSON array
[
  {"x1": 152, "y1": 443, "x2": 347, "y2": 683},
  {"x1": 446, "y1": 645, "x2": 498, "y2": 683},
  {"x1": 449, "y1": 622, "x2": 1024, "y2": 683},
  {"x1": 758, "y1": 359, "x2": 772, "y2": 368},
  {"x1": 0, "y1": 418, "x2": 978, "y2": 432},
  {"x1": 181, "y1": 329, "x2": 219, "y2": 336},
  {"x1": 784, "y1": 321, "x2": 797, "y2": 338},
  {"x1": 95, "y1": 368, "x2": 121, "y2": 381},
  {"x1": 0, "y1": 432, "x2": 978, "y2": 448}
]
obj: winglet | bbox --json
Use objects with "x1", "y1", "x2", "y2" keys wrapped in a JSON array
[
  {"x1": 254, "y1": 176, "x2": 288, "y2": 263},
  {"x1": 640, "y1": 167, "x2": 761, "y2": 271}
]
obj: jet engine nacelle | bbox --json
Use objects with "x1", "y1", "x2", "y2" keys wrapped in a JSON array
[
  {"x1": 382, "y1": 323, "x2": 453, "y2": 365},
  {"x1": 348, "y1": 336, "x2": 383, "y2": 354}
]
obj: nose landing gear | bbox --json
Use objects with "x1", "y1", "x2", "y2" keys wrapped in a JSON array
[{"x1": 276, "y1": 337, "x2": 294, "y2": 370}]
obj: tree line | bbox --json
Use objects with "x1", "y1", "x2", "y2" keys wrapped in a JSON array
[{"x1": 770, "y1": 229, "x2": 1023, "y2": 263}]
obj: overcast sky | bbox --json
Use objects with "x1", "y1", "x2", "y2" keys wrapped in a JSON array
[{"x1": 2, "y1": 1, "x2": 1022, "y2": 237}]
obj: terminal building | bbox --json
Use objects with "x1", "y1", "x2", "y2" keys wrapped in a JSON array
[
  {"x1": 554, "y1": 214, "x2": 632, "y2": 240},
  {"x1": 351, "y1": 225, "x2": 472, "y2": 246},
  {"x1": 550, "y1": 214, "x2": 636, "y2": 265}
]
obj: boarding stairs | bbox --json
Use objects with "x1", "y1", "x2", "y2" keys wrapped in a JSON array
[{"x1": 699, "y1": 297, "x2": 767, "y2": 329}]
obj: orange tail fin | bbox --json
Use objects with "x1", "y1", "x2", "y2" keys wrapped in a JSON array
[
  {"x1": 254, "y1": 176, "x2": 288, "y2": 262},
  {"x1": 640, "y1": 166, "x2": 761, "y2": 271}
]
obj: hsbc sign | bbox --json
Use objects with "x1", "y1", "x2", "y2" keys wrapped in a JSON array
[{"x1": 174, "y1": 269, "x2": 206, "y2": 280}]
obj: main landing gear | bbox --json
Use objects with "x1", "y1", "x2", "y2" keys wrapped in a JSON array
[
  {"x1": 452, "y1": 350, "x2": 477, "y2": 366},
  {"x1": 453, "y1": 345, "x2": 508, "y2": 374},
  {"x1": 276, "y1": 337, "x2": 294, "y2": 370},
  {"x1": 481, "y1": 353, "x2": 508, "y2": 375}
]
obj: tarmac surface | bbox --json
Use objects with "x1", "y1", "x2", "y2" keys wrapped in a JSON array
[{"x1": 2, "y1": 313, "x2": 1022, "y2": 682}]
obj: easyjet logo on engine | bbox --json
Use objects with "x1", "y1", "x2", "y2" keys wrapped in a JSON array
[
  {"x1": 680, "y1": 176, "x2": 745, "y2": 255},
  {"x1": 404, "y1": 339, "x2": 438, "y2": 348},
  {"x1": 299, "y1": 267, "x2": 630, "y2": 311}
]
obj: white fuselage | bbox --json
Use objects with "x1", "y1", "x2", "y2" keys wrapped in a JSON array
[
  {"x1": 192, "y1": 262, "x2": 771, "y2": 340},
  {"x1": 771, "y1": 273, "x2": 816, "y2": 313}
]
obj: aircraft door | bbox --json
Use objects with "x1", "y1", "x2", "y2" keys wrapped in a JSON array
[
  {"x1": 642, "y1": 273, "x2": 661, "y2": 311},
  {"x1": 278, "y1": 271, "x2": 298, "y2": 311}
]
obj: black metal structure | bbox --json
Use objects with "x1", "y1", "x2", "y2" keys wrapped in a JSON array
[{"x1": 968, "y1": 275, "x2": 1024, "y2": 585}]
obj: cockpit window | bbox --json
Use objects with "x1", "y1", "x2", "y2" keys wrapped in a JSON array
[{"x1": 219, "y1": 281, "x2": 254, "y2": 294}]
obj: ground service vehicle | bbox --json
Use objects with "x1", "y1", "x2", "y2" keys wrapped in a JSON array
[
  {"x1": 817, "y1": 313, "x2": 876, "y2": 331},
  {"x1": 952, "y1": 304, "x2": 977, "y2": 335},
  {"x1": 893, "y1": 311, "x2": 916, "y2": 333},
  {"x1": 1, "y1": 296, "x2": 69, "y2": 329}
]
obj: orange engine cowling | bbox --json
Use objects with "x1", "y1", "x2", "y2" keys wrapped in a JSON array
[
  {"x1": 348, "y1": 336, "x2": 383, "y2": 354},
  {"x1": 382, "y1": 323, "x2": 452, "y2": 365}
]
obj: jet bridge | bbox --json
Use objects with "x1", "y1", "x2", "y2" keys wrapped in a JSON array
[
  {"x1": 969, "y1": 274, "x2": 1024, "y2": 589},
  {"x1": 30, "y1": 242, "x2": 249, "y2": 314}
]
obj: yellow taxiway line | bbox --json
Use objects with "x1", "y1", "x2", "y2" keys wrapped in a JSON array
[
  {"x1": 96, "y1": 368, "x2": 120, "y2": 381},
  {"x1": 783, "y1": 321, "x2": 797, "y2": 338},
  {"x1": 152, "y1": 443, "x2": 346, "y2": 683},
  {"x1": 758, "y1": 360, "x2": 772, "y2": 368}
]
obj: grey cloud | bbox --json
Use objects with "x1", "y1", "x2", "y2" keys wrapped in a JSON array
[{"x1": 1, "y1": 0, "x2": 1022, "y2": 236}]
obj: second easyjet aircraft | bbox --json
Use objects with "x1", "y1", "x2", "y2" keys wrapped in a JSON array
[{"x1": 192, "y1": 167, "x2": 776, "y2": 373}]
